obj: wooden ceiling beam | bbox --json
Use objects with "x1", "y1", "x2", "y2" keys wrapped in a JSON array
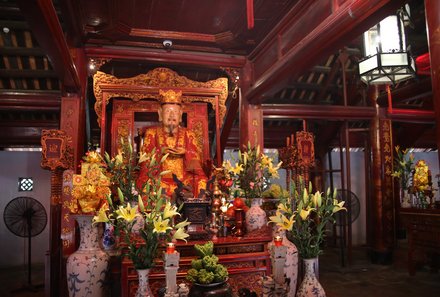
[
  {"x1": 0, "y1": 69, "x2": 58, "y2": 78},
  {"x1": 0, "y1": 91, "x2": 60, "y2": 110},
  {"x1": 17, "y1": 0, "x2": 80, "y2": 92},
  {"x1": 262, "y1": 104, "x2": 376, "y2": 120},
  {"x1": 0, "y1": 46, "x2": 45, "y2": 56},
  {"x1": 85, "y1": 47, "x2": 246, "y2": 68},
  {"x1": 246, "y1": 0, "x2": 405, "y2": 104},
  {"x1": 376, "y1": 77, "x2": 433, "y2": 106}
]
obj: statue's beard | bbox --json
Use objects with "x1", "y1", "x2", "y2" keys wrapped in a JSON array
[{"x1": 168, "y1": 124, "x2": 175, "y2": 136}]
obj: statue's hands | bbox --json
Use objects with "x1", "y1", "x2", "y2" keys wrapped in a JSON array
[{"x1": 166, "y1": 147, "x2": 185, "y2": 156}]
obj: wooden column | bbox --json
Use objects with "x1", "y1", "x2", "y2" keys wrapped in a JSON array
[
  {"x1": 425, "y1": 0, "x2": 440, "y2": 165},
  {"x1": 370, "y1": 86, "x2": 394, "y2": 263},
  {"x1": 41, "y1": 130, "x2": 70, "y2": 297},
  {"x1": 239, "y1": 61, "x2": 263, "y2": 150}
]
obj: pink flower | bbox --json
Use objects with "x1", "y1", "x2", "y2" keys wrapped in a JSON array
[{"x1": 249, "y1": 182, "x2": 255, "y2": 189}]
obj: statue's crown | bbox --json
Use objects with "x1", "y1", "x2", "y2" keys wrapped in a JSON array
[{"x1": 159, "y1": 89, "x2": 183, "y2": 105}]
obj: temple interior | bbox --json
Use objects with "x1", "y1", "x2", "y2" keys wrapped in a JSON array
[{"x1": 0, "y1": 0, "x2": 439, "y2": 296}]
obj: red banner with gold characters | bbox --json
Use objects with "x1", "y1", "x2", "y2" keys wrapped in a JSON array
[{"x1": 380, "y1": 119, "x2": 394, "y2": 247}]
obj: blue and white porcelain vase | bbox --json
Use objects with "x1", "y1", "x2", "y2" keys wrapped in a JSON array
[
  {"x1": 66, "y1": 215, "x2": 110, "y2": 297},
  {"x1": 245, "y1": 198, "x2": 267, "y2": 232},
  {"x1": 296, "y1": 257, "x2": 325, "y2": 297},
  {"x1": 135, "y1": 269, "x2": 153, "y2": 297}
]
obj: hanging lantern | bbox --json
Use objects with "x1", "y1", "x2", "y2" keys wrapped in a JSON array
[{"x1": 358, "y1": 9, "x2": 416, "y2": 85}]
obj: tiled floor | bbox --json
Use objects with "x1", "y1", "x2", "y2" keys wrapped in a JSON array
[
  {"x1": 320, "y1": 245, "x2": 440, "y2": 297},
  {"x1": 1, "y1": 244, "x2": 439, "y2": 297}
]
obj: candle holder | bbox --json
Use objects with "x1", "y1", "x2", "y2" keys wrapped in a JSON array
[
  {"x1": 274, "y1": 236, "x2": 283, "y2": 247},
  {"x1": 234, "y1": 208, "x2": 245, "y2": 237},
  {"x1": 166, "y1": 242, "x2": 176, "y2": 254}
]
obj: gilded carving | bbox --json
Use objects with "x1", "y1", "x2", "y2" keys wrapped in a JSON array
[
  {"x1": 41, "y1": 129, "x2": 70, "y2": 170},
  {"x1": 93, "y1": 68, "x2": 228, "y2": 127},
  {"x1": 116, "y1": 119, "x2": 131, "y2": 150},
  {"x1": 192, "y1": 121, "x2": 204, "y2": 160}
]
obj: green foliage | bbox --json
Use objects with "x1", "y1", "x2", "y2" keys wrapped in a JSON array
[
  {"x1": 191, "y1": 259, "x2": 203, "y2": 270},
  {"x1": 213, "y1": 264, "x2": 228, "y2": 282},
  {"x1": 269, "y1": 181, "x2": 346, "y2": 259},
  {"x1": 194, "y1": 241, "x2": 214, "y2": 258},
  {"x1": 391, "y1": 146, "x2": 414, "y2": 190},
  {"x1": 197, "y1": 269, "x2": 215, "y2": 284},
  {"x1": 202, "y1": 255, "x2": 219, "y2": 272},
  {"x1": 186, "y1": 268, "x2": 199, "y2": 283},
  {"x1": 262, "y1": 184, "x2": 289, "y2": 199},
  {"x1": 224, "y1": 142, "x2": 282, "y2": 198},
  {"x1": 186, "y1": 241, "x2": 228, "y2": 284}
]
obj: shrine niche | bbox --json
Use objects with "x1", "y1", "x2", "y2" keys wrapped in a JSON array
[
  {"x1": 92, "y1": 68, "x2": 228, "y2": 163},
  {"x1": 278, "y1": 131, "x2": 316, "y2": 190}
]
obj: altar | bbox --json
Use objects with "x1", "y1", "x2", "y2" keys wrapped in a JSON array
[{"x1": 120, "y1": 227, "x2": 273, "y2": 297}]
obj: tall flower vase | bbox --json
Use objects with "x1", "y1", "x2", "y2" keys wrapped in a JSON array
[
  {"x1": 400, "y1": 188, "x2": 411, "y2": 208},
  {"x1": 66, "y1": 215, "x2": 110, "y2": 297},
  {"x1": 135, "y1": 269, "x2": 153, "y2": 297},
  {"x1": 296, "y1": 258, "x2": 325, "y2": 297},
  {"x1": 245, "y1": 198, "x2": 267, "y2": 232}
]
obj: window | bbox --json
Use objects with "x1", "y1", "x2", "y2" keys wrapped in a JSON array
[{"x1": 18, "y1": 177, "x2": 33, "y2": 191}]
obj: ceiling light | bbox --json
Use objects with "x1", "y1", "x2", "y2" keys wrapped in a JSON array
[{"x1": 358, "y1": 10, "x2": 415, "y2": 85}]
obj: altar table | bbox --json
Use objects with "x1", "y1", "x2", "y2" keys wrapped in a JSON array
[
  {"x1": 399, "y1": 208, "x2": 440, "y2": 275},
  {"x1": 120, "y1": 227, "x2": 272, "y2": 297}
]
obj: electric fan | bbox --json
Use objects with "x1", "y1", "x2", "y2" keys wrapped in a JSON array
[
  {"x1": 3, "y1": 196, "x2": 47, "y2": 289},
  {"x1": 335, "y1": 189, "x2": 360, "y2": 226}
]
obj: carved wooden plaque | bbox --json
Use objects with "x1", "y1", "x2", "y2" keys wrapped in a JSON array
[{"x1": 41, "y1": 129, "x2": 70, "y2": 170}]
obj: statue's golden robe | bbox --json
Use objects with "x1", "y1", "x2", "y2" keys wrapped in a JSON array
[{"x1": 137, "y1": 126, "x2": 206, "y2": 197}]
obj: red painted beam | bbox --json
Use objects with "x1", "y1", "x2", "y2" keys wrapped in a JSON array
[
  {"x1": 386, "y1": 108, "x2": 435, "y2": 123},
  {"x1": 0, "y1": 91, "x2": 61, "y2": 110},
  {"x1": 246, "y1": 0, "x2": 405, "y2": 104},
  {"x1": 85, "y1": 47, "x2": 247, "y2": 69},
  {"x1": 17, "y1": 0, "x2": 80, "y2": 92},
  {"x1": 262, "y1": 104, "x2": 376, "y2": 120}
]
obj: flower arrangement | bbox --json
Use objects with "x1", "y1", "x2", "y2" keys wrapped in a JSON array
[
  {"x1": 93, "y1": 142, "x2": 190, "y2": 269},
  {"x1": 413, "y1": 160, "x2": 429, "y2": 192},
  {"x1": 391, "y1": 146, "x2": 414, "y2": 191},
  {"x1": 223, "y1": 143, "x2": 282, "y2": 199},
  {"x1": 269, "y1": 183, "x2": 346, "y2": 259},
  {"x1": 68, "y1": 151, "x2": 111, "y2": 214},
  {"x1": 104, "y1": 139, "x2": 147, "y2": 202}
]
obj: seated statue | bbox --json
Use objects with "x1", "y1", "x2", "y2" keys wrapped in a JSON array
[{"x1": 137, "y1": 89, "x2": 207, "y2": 198}]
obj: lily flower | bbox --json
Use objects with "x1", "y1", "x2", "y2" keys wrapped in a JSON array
[
  {"x1": 116, "y1": 203, "x2": 140, "y2": 223},
  {"x1": 173, "y1": 228, "x2": 190, "y2": 242},
  {"x1": 281, "y1": 214, "x2": 295, "y2": 231},
  {"x1": 312, "y1": 191, "x2": 322, "y2": 207},
  {"x1": 163, "y1": 202, "x2": 180, "y2": 219},
  {"x1": 153, "y1": 217, "x2": 172, "y2": 234},
  {"x1": 299, "y1": 208, "x2": 313, "y2": 221},
  {"x1": 277, "y1": 203, "x2": 290, "y2": 213},
  {"x1": 332, "y1": 200, "x2": 346, "y2": 213},
  {"x1": 175, "y1": 219, "x2": 191, "y2": 229},
  {"x1": 138, "y1": 151, "x2": 148, "y2": 164},
  {"x1": 93, "y1": 207, "x2": 109, "y2": 225}
]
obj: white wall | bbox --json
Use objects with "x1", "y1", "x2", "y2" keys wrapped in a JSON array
[
  {"x1": 0, "y1": 151, "x2": 51, "y2": 267},
  {"x1": 324, "y1": 151, "x2": 367, "y2": 246}
]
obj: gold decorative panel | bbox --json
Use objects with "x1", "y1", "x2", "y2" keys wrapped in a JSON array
[{"x1": 93, "y1": 67, "x2": 228, "y2": 127}]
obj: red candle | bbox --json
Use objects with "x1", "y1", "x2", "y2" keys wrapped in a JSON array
[
  {"x1": 166, "y1": 242, "x2": 175, "y2": 254},
  {"x1": 274, "y1": 236, "x2": 283, "y2": 247}
]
